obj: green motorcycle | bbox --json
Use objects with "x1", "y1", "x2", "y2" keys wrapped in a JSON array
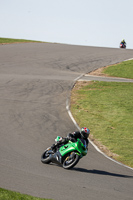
[{"x1": 41, "y1": 136, "x2": 88, "y2": 169}]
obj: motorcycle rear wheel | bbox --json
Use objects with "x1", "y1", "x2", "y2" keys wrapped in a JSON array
[
  {"x1": 62, "y1": 152, "x2": 80, "y2": 169},
  {"x1": 41, "y1": 148, "x2": 51, "y2": 164}
]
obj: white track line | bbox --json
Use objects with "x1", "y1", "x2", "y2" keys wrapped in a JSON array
[
  {"x1": 124, "y1": 58, "x2": 133, "y2": 61},
  {"x1": 66, "y1": 59, "x2": 133, "y2": 171}
]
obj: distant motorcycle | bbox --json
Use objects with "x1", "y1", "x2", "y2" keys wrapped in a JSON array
[
  {"x1": 41, "y1": 136, "x2": 88, "y2": 169},
  {"x1": 120, "y1": 43, "x2": 126, "y2": 48}
]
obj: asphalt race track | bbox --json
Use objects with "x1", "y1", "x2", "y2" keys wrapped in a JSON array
[{"x1": 0, "y1": 43, "x2": 133, "y2": 200}]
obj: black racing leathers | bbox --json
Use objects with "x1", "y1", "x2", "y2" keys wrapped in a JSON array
[{"x1": 67, "y1": 131, "x2": 89, "y2": 149}]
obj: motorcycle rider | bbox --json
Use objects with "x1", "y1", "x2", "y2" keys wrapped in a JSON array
[
  {"x1": 51, "y1": 127, "x2": 90, "y2": 151},
  {"x1": 121, "y1": 39, "x2": 126, "y2": 46}
]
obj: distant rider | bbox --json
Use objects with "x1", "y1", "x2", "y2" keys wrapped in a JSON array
[
  {"x1": 121, "y1": 39, "x2": 126, "y2": 46},
  {"x1": 51, "y1": 127, "x2": 90, "y2": 151}
]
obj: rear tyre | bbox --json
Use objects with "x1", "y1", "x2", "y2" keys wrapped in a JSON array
[
  {"x1": 62, "y1": 152, "x2": 80, "y2": 169},
  {"x1": 41, "y1": 148, "x2": 51, "y2": 164}
]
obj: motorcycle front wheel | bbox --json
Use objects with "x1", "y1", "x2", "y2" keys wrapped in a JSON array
[
  {"x1": 41, "y1": 147, "x2": 51, "y2": 164},
  {"x1": 62, "y1": 152, "x2": 80, "y2": 169}
]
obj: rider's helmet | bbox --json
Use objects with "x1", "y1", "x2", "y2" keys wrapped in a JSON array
[
  {"x1": 80, "y1": 127, "x2": 90, "y2": 139},
  {"x1": 55, "y1": 136, "x2": 62, "y2": 142},
  {"x1": 122, "y1": 39, "x2": 125, "y2": 43}
]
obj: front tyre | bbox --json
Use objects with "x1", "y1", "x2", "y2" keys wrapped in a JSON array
[
  {"x1": 62, "y1": 152, "x2": 80, "y2": 169},
  {"x1": 41, "y1": 147, "x2": 51, "y2": 164}
]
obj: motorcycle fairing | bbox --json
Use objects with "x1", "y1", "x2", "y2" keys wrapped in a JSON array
[
  {"x1": 49, "y1": 150, "x2": 62, "y2": 165},
  {"x1": 59, "y1": 139, "x2": 87, "y2": 157}
]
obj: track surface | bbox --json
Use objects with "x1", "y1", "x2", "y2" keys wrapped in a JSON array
[{"x1": 0, "y1": 43, "x2": 133, "y2": 200}]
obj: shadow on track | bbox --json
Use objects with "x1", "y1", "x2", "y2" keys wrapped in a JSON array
[{"x1": 72, "y1": 168, "x2": 133, "y2": 178}]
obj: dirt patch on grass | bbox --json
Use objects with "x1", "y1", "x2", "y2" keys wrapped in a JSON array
[
  {"x1": 89, "y1": 134, "x2": 119, "y2": 159},
  {"x1": 88, "y1": 66, "x2": 109, "y2": 76},
  {"x1": 88, "y1": 63, "x2": 122, "y2": 77},
  {"x1": 73, "y1": 80, "x2": 93, "y2": 90}
]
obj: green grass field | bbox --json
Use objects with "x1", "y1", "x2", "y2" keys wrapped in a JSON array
[
  {"x1": 71, "y1": 60, "x2": 133, "y2": 167},
  {"x1": 103, "y1": 60, "x2": 133, "y2": 79},
  {"x1": 0, "y1": 188, "x2": 52, "y2": 200}
]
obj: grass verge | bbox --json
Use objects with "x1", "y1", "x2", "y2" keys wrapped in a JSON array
[
  {"x1": 0, "y1": 188, "x2": 52, "y2": 200},
  {"x1": 0, "y1": 37, "x2": 43, "y2": 44},
  {"x1": 71, "y1": 60, "x2": 133, "y2": 168},
  {"x1": 103, "y1": 60, "x2": 133, "y2": 79}
]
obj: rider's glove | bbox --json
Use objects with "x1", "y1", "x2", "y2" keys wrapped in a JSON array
[
  {"x1": 66, "y1": 135, "x2": 71, "y2": 141},
  {"x1": 64, "y1": 137, "x2": 69, "y2": 143},
  {"x1": 70, "y1": 138, "x2": 76, "y2": 142},
  {"x1": 67, "y1": 136, "x2": 75, "y2": 142}
]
